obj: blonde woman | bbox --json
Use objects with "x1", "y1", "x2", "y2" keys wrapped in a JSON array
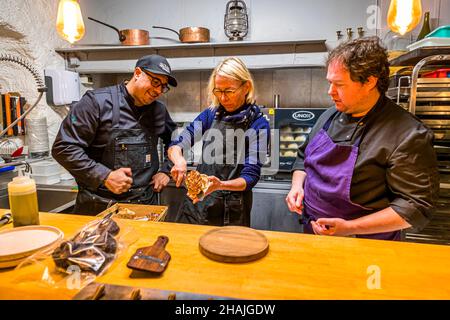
[{"x1": 168, "y1": 57, "x2": 270, "y2": 226}]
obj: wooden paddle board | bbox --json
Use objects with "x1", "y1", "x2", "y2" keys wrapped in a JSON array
[
  {"x1": 127, "y1": 236, "x2": 171, "y2": 273},
  {"x1": 199, "y1": 226, "x2": 269, "y2": 263}
]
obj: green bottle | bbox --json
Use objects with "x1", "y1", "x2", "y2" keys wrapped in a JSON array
[{"x1": 417, "y1": 11, "x2": 431, "y2": 41}]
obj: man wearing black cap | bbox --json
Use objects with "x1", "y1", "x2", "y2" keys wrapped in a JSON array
[{"x1": 52, "y1": 54, "x2": 178, "y2": 215}]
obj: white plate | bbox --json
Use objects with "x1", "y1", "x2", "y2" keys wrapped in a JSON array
[
  {"x1": 0, "y1": 225, "x2": 64, "y2": 263},
  {"x1": 407, "y1": 37, "x2": 450, "y2": 51},
  {"x1": 0, "y1": 256, "x2": 28, "y2": 269}
]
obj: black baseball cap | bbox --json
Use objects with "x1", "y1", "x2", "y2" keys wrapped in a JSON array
[{"x1": 135, "y1": 54, "x2": 177, "y2": 87}]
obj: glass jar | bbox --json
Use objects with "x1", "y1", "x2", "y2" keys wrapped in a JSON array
[{"x1": 383, "y1": 30, "x2": 414, "y2": 60}]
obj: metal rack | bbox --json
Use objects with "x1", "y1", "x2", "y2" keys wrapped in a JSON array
[{"x1": 388, "y1": 54, "x2": 450, "y2": 245}]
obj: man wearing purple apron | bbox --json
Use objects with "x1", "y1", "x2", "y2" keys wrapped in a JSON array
[{"x1": 286, "y1": 37, "x2": 439, "y2": 240}]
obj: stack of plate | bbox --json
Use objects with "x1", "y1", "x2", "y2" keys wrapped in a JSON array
[
  {"x1": 0, "y1": 225, "x2": 64, "y2": 269},
  {"x1": 407, "y1": 37, "x2": 450, "y2": 51}
]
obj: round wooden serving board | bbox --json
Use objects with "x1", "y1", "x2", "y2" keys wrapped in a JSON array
[{"x1": 199, "y1": 226, "x2": 269, "y2": 263}]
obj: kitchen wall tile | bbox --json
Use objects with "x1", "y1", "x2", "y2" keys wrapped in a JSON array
[
  {"x1": 439, "y1": 0, "x2": 450, "y2": 26},
  {"x1": 167, "y1": 71, "x2": 201, "y2": 113},
  {"x1": 273, "y1": 69, "x2": 312, "y2": 108},
  {"x1": 91, "y1": 74, "x2": 121, "y2": 89},
  {"x1": 311, "y1": 68, "x2": 333, "y2": 108},
  {"x1": 84, "y1": 73, "x2": 173, "y2": 106},
  {"x1": 90, "y1": 69, "x2": 332, "y2": 112},
  {"x1": 252, "y1": 70, "x2": 273, "y2": 108},
  {"x1": 200, "y1": 71, "x2": 212, "y2": 111}
]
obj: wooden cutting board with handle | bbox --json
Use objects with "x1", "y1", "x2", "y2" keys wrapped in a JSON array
[
  {"x1": 199, "y1": 226, "x2": 269, "y2": 263},
  {"x1": 127, "y1": 236, "x2": 171, "y2": 273}
]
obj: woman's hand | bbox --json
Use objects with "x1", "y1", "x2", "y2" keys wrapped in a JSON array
[
  {"x1": 205, "y1": 176, "x2": 222, "y2": 196},
  {"x1": 192, "y1": 176, "x2": 222, "y2": 204},
  {"x1": 170, "y1": 158, "x2": 187, "y2": 187}
]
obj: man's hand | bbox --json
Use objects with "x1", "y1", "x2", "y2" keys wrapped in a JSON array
[
  {"x1": 285, "y1": 187, "x2": 304, "y2": 214},
  {"x1": 170, "y1": 158, "x2": 187, "y2": 187},
  {"x1": 104, "y1": 168, "x2": 133, "y2": 194},
  {"x1": 311, "y1": 218, "x2": 354, "y2": 236},
  {"x1": 151, "y1": 172, "x2": 170, "y2": 192}
]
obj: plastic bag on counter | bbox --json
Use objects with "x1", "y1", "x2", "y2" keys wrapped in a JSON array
[
  {"x1": 10, "y1": 213, "x2": 137, "y2": 298},
  {"x1": 51, "y1": 213, "x2": 120, "y2": 275}
]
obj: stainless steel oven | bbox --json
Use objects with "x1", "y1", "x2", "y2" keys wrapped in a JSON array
[{"x1": 274, "y1": 108, "x2": 327, "y2": 172}]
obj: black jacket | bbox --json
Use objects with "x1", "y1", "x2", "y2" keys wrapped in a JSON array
[
  {"x1": 292, "y1": 95, "x2": 440, "y2": 231},
  {"x1": 52, "y1": 83, "x2": 176, "y2": 191}
]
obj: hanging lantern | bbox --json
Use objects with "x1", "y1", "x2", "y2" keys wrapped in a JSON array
[
  {"x1": 224, "y1": 0, "x2": 249, "y2": 41},
  {"x1": 387, "y1": 0, "x2": 422, "y2": 36},
  {"x1": 56, "y1": 0, "x2": 85, "y2": 43}
]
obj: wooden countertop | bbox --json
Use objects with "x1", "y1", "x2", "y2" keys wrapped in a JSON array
[{"x1": 1, "y1": 210, "x2": 450, "y2": 300}]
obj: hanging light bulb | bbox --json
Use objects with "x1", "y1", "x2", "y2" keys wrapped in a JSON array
[
  {"x1": 387, "y1": 0, "x2": 422, "y2": 35},
  {"x1": 56, "y1": 0, "x2": 85, "y2": 43}
]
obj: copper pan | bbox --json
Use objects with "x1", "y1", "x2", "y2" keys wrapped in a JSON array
[
  {"x1": 152, "y1": 26, "x2": 210, "y2": 43},
  {"x1": 88, "y1": 17, "x2": 149, "y2": 46}
]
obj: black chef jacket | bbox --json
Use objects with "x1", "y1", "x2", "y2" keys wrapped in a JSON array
[
  {"x1": 52, "y1": 83, "x2": 176, "y2": 191},
  {"x1": 292, "y1": 95, "x2": 439, "y2": 231}
]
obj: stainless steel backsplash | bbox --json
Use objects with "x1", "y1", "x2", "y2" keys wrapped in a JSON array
[{"x1": 91, "y1": 67, "x2": 332, "y2": 112}]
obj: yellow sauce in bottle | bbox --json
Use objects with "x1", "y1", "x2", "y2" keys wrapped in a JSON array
[{"x1": 8, "y1": 176, "x2": 40, "y2": 227}]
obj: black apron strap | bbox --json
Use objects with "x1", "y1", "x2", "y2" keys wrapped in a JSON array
[
  {"x1": 322, "y1": 110, "x2": 338, "y2": 131},
  {"x1": 110, "y1": 85, "x2": 121, "y2": 129}
]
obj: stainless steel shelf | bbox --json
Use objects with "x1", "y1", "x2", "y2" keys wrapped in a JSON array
[
  {"x1": 55, "y1": 39, "x2": 328, "y2": 73},
  {"x1": 56, "y1": 39, "x2": 327, "y2": 58}
]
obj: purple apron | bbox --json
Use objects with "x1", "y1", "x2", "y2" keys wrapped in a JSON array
[{"x1": 302, "y1": 112, "x2": 401, "y2": 240}]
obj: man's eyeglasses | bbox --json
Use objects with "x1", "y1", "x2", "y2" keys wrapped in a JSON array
[
  {"x1": 212, "y1": 82, "x2": 245, "y2": 99},
  {"x1": 143, "y1": 70, "x2": 170, "y2": 94}
]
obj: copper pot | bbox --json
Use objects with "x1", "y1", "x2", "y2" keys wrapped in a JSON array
[
  {"x1": 152, "y1": 26, "x2": 210, "y2": 43},
  {"x1": 88, "y1": 17, "x2": 149, "y2": 46}
]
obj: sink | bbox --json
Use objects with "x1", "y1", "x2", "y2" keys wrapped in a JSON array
[{"x1": 0, "y1": 187, "x2": 77, "y2": 213}]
